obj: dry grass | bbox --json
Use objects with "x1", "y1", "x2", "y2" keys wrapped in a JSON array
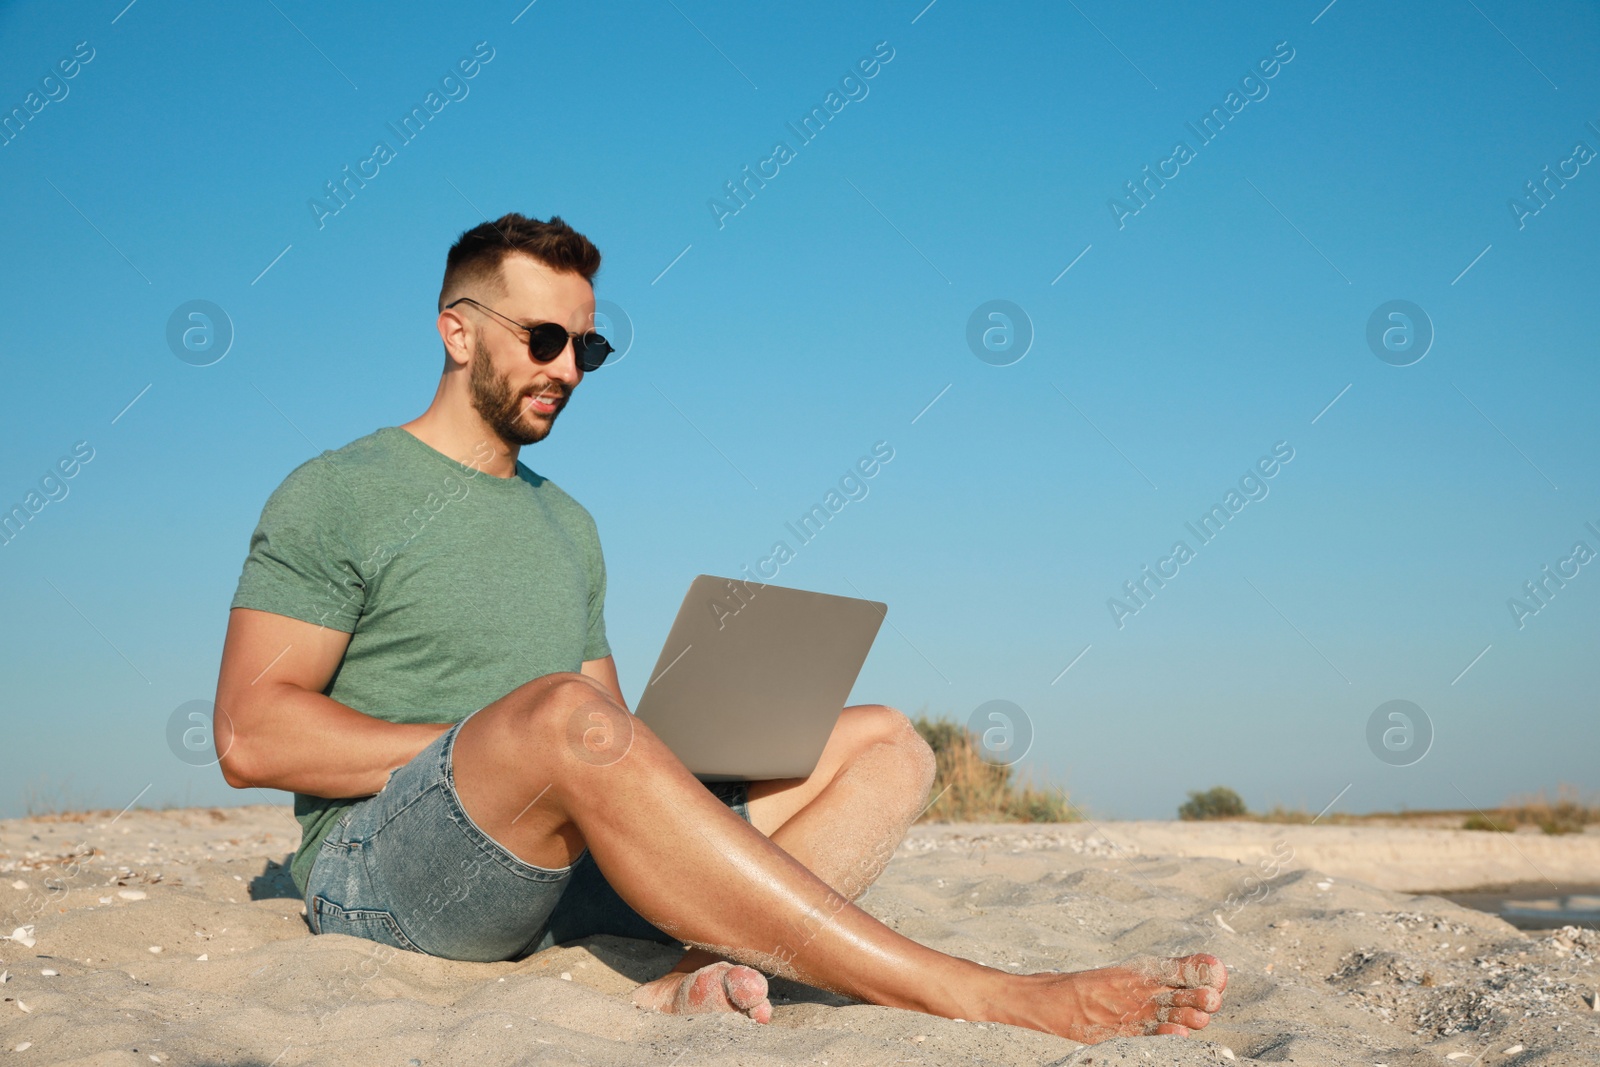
[
  {"x1": 1251, "y1": 803, "x2": 1366, "y2": 826},
  {"x1": 18, "y1": 774, "x2": 98, "y2": 818},
  {"x1": 14, "y1": 775, "x2": 188, "y2": 821},
  {"x1": 1228, "y1": 785, "x2": 1600, "y2": 834},
  {"x1": 1460, "y1": 786, "x2": 1600, "y2": 835},
  {"x1": 911, "y1": 716, "x2": 1077, "y2": 823}
]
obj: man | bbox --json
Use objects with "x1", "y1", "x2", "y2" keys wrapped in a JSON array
[{"x1": 217, "y1": 212, "x2": 1228, "y2": 1041}]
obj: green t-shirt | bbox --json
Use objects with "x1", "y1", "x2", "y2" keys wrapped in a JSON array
[{"x1": 228, "y1": 426, "x2": 611, "y2": 897}]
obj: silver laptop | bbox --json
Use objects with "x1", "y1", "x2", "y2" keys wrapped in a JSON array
[{"x1": 633, "y1": 574, "x2": 886, "y2": 781}]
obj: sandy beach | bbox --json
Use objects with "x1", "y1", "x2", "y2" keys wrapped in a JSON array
[{"x1": 3, "y1": 805, "x2": 1599, "y2": 1065}]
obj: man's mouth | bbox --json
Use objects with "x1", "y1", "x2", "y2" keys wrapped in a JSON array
[{"x1": 523, "y1": 389, "x2": 564, "y2": 416}]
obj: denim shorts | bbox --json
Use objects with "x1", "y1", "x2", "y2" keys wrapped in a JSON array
[{"x1": 302, "y1": 716, "x2": 750, "y2": 962}]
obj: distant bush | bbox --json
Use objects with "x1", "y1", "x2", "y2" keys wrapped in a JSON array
[
  {"x1": 1178, "y1": 786, "x2": 1248, "y2": 821},
  {"x1": 1463, "y1": 813, "x2": 1512, "y2": 832},
  {"x1": 911, "y1": 715, "x2": 1075, "y2": 823}
]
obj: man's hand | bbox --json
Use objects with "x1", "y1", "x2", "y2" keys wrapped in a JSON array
[{"x1": 215, "y1": 608, "x2": 449, "y2": 797}]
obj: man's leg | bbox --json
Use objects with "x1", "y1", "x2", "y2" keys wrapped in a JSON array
[
  {"x1": 633, "y1": 704, "x2": 935, "y2": 1018},
  {"x1": 450, "y1": 672, "x2": 1228, "y2": 1043}
]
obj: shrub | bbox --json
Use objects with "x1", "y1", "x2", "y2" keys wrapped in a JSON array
[
  {"x1": 911, "y1": 714, "x2": 1076, "y2": 823},
  {"x1": 1178, "y1": 786, "x2": 1248, "y2": 821}
]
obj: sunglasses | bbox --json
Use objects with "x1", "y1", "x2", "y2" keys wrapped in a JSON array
[{"x1": 445, "y1": 296, "x2": 614, "y2": 372}]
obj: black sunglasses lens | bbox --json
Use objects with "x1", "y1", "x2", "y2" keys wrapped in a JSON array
[
  {"x1": 526, "y1": 323, "x2": 570, "y2": 363},
  {"x1": 578, "y1": 332, "x2": 613, "y2": 372}
]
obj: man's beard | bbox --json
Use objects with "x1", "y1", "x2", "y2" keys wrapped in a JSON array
[{"x1": 469, "y1": 336, "x2": 564, "y2": 447}]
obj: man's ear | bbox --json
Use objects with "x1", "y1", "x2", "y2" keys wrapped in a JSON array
[{"x1": 437, "y1": 306, "x2": 473, "y2": 369}]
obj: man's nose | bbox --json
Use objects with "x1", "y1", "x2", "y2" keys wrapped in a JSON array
[{"x1": 544, "y1": 338, "x2": 583, "y2": 384}]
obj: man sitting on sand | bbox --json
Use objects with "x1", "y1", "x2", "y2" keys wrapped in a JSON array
[{"x1": 216, "y1": 212, "x2": 1228, "y2": 1043}]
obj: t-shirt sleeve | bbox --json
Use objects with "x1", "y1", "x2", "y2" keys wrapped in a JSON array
[
  {"x1": 581, "y1": 511, "x2": 611, "y2": 662},
  {"x1": 230, "y1": 456, "x2": 366, "y2": 633}
]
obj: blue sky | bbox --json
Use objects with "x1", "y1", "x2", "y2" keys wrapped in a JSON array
[{"x1": 2, "y1": 0, "x2": 1596, "y2": 820}]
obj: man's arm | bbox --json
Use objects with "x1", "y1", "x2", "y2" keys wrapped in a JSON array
[
  {"x1": 215, "y1": 607, "x2": 450, "y2": 797},
  {"x1": 580, "y1": 654, "x2": 627, "y2": 711}
]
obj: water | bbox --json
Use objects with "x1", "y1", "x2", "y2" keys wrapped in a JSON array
[{"x1": 1441, "y1": 883, "x2": 1600, "y2": 931}]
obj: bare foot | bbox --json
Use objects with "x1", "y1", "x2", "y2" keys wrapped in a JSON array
[
  {"x1": 1009, "y1": 952, "x2": 1228, "y2": 1043},
  {"x1": 632, "y1": 961, "x2": 774, "y2": 1024}
]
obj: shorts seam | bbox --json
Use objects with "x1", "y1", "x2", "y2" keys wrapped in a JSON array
[
  {"x1": 360, "y1": 776, "x2": 442, "y2": 840},
  {"x1": 439, "y1": 714, "x2": 580, "y2": 884},
  {"x1": 310, "y1": 892, "x2": 424, "y2": 954}
]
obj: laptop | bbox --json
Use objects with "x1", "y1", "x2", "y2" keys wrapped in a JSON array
[{"x1": 632, "y1": 574, "x2": 887, "y2": 781}]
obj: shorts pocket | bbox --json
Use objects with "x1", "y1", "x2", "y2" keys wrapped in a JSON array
[{"x1": 309, "y1": 893, "x2": 423, "y2": 954}]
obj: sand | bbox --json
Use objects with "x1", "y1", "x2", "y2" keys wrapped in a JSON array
[{"x1": 3, "y1": 806, "x2": 1599, "y2": 1066}]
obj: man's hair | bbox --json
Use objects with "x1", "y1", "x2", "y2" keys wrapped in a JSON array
[{"x1": 438, "y1": 213, "x2": 602, "y2": 311}]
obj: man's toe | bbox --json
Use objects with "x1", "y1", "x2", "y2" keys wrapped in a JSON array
[
  {"x1": 1160, "y1": 1006, "x2": 1211, "y2": 1031},
  {"x1": 1171, "y1": 986, "x2": 1222, "y2": 1012},
  {"x1": 1161, "y1": 953, "x2": 1227, "y2": 990},
  {"x1": 722, "y1": 965, "x2": 771, "y2": 1023},
  {"x1": 723, "y1": 965, "x2": 769, "y2": 1011}
]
